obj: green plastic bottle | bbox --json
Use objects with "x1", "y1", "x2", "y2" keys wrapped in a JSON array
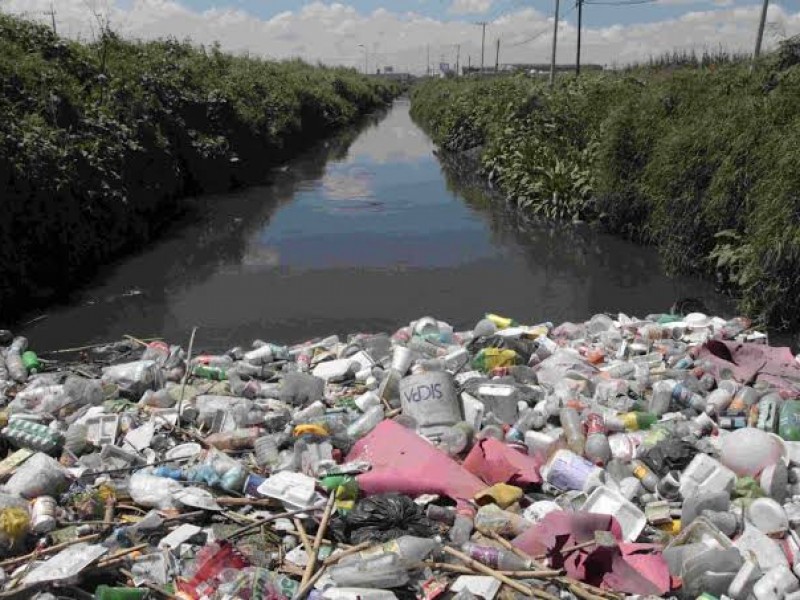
[
  {"x1": 21, "y1": 351, "x2": 40, "y2": 374},
  {"x1": 192, "y1": 364, "x2": 227, "y2": 381},
  {"x1": 779, "y1": 400, "x2": 800, "y2": 441},
  {"x1": 94, "y1": 586, "x2": 148, "y2": 600}
]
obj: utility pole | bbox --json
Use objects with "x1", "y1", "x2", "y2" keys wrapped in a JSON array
[
  {"x1": 477, "y1": 21, "x2": 488, "y2": 72},
  {"x1": 549, "y1": 0, "x2": 560, "y2": 87},
  {"x1": 44, "y1": 2, "x2": 57, "y2": 35},
  {"x1": 576, "y1": 0, "x2": 583, "y2": 76},
  {"x1": 456, "y1": 44, "x2": 461, "y2": 76},
  {"x1": 495, "y1": 38, "x2": 500, "y2": 72},
  {"x1": 468, "y1": 55, "x2": 472, "y2": 73},
  {"x1": 426, "y1": 44, "x2": 431, "y2": 76},
  {"x1": 754, "y1": 0, "x2": 770, "y2": 59}
]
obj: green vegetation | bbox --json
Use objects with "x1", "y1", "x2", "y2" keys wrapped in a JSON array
[
  {"x1": 0, "y1": 13, "x2": 399, "y2": 320},
  {"x1": 410, "y1": 38, "x2": 800, "y2": 329}
]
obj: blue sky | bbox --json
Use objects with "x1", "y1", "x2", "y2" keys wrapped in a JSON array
[
  {"x1": 115, "y1": 0, "x2": 775, "y2": 29},
  {"x1": 7, "y1": 0, "x2": 800, "y2": 71}
]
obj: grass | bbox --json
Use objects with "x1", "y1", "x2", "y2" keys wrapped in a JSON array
[
  {"x1": 0, "y1": 13, "x2": 400, "y2": 322},
  {"x1": 410, "y1": 37, "x2": 800, "y2": 329}
]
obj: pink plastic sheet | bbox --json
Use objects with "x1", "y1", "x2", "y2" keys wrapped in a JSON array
[
  {"x1": 348, "y1": 420, "x2": 486, "y2": 504},
  {"x1": 462, "y1": 438, "x2": 542, "y2": 486},
  {"x1": 699, "y1": 340, "x2": 800, "y2": 393},
  {"x1": 512, "y1": 512, "x2": 670, "y2": 596}
]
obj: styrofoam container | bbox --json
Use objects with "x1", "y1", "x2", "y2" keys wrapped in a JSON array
[
  {"x1": 460, "y1": 392, "x2": 485, "y2": 433},
  {"x1": 312, "y1": 358, "x2": 355, "y2": 382},
  {"x1": 257, "y1": 471, "x2": 323, "y2": 509},
  {"x1": 680, "y1": 453, "x2": 736, "y2": 499},
  {"x1": 734, "y1": 524, "x2": 788, "y2": 571},
  {"x1": 581, "y1": 484, "x2": 646, "y2": 542}
]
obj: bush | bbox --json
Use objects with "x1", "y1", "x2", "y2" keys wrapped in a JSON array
[
  {"x1": 0, "y1": 13, "x2": 399, "y2": 321},
  {"x1": 410, "y1": 38, "x2": 800, "y2": 329}
]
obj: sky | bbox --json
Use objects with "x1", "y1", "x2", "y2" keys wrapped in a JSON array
[{"x1": 2, "y1": 0, "x2": 799, "y2": 72}]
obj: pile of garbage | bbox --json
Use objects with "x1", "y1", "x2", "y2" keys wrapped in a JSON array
[{"x1": 0, "y1": 310, "x2": 798, "y2": 600}]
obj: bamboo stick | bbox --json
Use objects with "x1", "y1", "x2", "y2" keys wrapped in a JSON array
[
  {"x1": 300, "y1": 494, "x2": 336, "y2": 587},
  {"x1": 442, "y1": 546, "x2": 558, "y2": 600},
  {"x1": 0, "y1": 533, "x2": 101, "y2": 569}
]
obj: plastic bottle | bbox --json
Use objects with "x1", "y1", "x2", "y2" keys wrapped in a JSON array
[
  {"x1": 506, "y1": 408, "x2": 542, "y2": 443},
  {"x1": 5, "y1": 337, "x2": 28, "y2": 383},
  {"x1": 21, "y1": 351, "x2": 40, "y2": 375},
  {"x1": 449, "y1": 510, "x2": 474, "y2": 545},
  {"x1": 346, "y1": 406, "x2": 384, "y2": 439},
  {"x1": 254, "y1": 435, "x2": 281, "y2": 468},
  {"x1": 584, "y1": 413, "x2": 611, "y2": 466},
  {"x1": 649, "y1": 379, "x2": 676, "y2": 416},
  {"x1": 780, "y1": 400, "x2": 800, "y2": 441},
  {"x1": 94, "y1": 586, "x2": 148, "y2": 600},
  {"x1": 474, "y1": 504, "x2": 532, "y2": 536},
  {"x1": 460, "y1": 542, "x2": 530, "y2": 571},
  {"x1": 705, "y1": 388, "x2": 733, "y2": 416},
  {"x1": 672, "y1": 383, "x2": 706, "y2": 412},
  {"x1": 204, "y1": 428, "x2": 262, "y2": 451},
  {"x1": 437, "y1": 422, "x2": 473, "y2": 456},
  {"x1": 330, "y1": 553, "x2": 409, "y2": 589},
  {"x1": 3, "y1": 419, "x2": 63, "y2": 455},
  {"x1": 630, "y1": 459, "x2": 659, "y2": 492},
  {"x1": 559, "y1": 407, "x2": 585, "y2": 456}
]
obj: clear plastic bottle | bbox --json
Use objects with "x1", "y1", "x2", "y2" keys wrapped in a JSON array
[
  {"x1": 330, "y1": 553, "x2": 409, "y2": 589},
  {"x1": 461, "y1": 542, "x2": 530, "y2": 571},
  {"x1": 449, "y1": 512, "x2": 474, "y2": 545},
  {"x1": 204, "y1": 427, "x2": 262, "y2": 451},
  {"x1": 631, "y1": 459, "x2": 659, "y2": 492},
  {"x1": 346, "y1": 406, "x2": 384, "y2": 439},
  {"x1": 437, "y1": 422, "x2": 473, "y2": 456},
  {"x1": 5, "y1": 337, "x2": 28, "y2": 383},
  {"x1": 559, "y1": 407, "x2": 585, "y2": 456},
  {"x1": 650, "y1": 379, "x2": 676, "y2": 416},
  {"x1": 584, "y1": 413, "x2": 611, "y2": 466}
]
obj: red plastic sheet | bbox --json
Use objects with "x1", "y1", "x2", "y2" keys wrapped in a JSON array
[
  {"x1": 512, "y1": 511, "x2": 670, "y2": 596},
  {"x1": 348, "y1": 420, "x2": 486, "y2": 504},
  {"x1": 462, "y1": 438, "x2": 542, "y2": 486},
  {"x1": 699, "y1": 340, "x2": 800, "y2": 393}
]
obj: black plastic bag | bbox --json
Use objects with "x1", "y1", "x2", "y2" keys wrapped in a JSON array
[
  {"x1": 329, "y1": 494, "x2": 436, "y2": 544},
  {"x1": 640, "y1": 436, "x2": 697, "y2": 477}
]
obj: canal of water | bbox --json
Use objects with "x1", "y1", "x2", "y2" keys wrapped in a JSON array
[{"x1": 21, "y1": 99, "x2": 733, "y2": 351}]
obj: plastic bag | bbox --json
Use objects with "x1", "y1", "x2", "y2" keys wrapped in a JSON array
[
  {"x1": 639, "y1": 436, "x2": 697, "y2": 477},
  {"x1": 329, "y1": 493, "x2": 436, "y2": 544},
  {"x1": 279, "y1": 372, "x2": 325, "y2": 407},
  {"x1": 3, "y1": 452, "x2": 68, "y2": 499}
]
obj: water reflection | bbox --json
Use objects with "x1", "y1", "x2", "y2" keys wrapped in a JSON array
[{"x1": 21, "y1": 100, "x2": 734, "y2": 352}]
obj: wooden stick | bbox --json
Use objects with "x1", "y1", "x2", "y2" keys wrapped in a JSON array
[
  {"x1": 174, "y1": 326, "x2": 198, "y2": 431},
  {"x1": 0, "y1": 533, "x2": 101, "y2": 569},
  {"x1": 534, "y1": 539, "x2": 596, "y2": 560},
  {"x1": 224, "y1": 505, "x2": 326, "y2": 541},
  {"x1": 41, "y1": 337, "x2": 164, "y2": 355},
  {"x1": 294, "y1": 518, "x2": 313, "y2": 559},
  {"x1": 443, "y1": 546, "x2": 558, "y2": 600},
  {"x1": 425, "y1": 562, "x2": 562, "y2": 578},
  {"x1": 484, "y1": 530, "x2": 621, "y2": 600},
  {"x1": 123, "y1": 334, "x2": 150, "y2": 347},
  {"x1": 95, "y1": 543, "x2": 148, "y2": 568},
  {"x1": 300, "y1": 493, "x2": 336, "y2": 587},
  {"x1": 295, "y1": 539, "x2": 366, "y2": 600},
  {"x1": 322, "y1": 541, "x2": 370, "y2": 566}
]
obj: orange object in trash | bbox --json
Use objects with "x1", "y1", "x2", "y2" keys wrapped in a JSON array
[{"x1": 293, "y1": 423, "x2": 329, "y2": 437}]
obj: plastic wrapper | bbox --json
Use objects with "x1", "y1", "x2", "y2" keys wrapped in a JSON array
[
  {"x1": 21, "y1": 542, "x2": 108, "y2": 586},
  {"x1": 329, "y1": 493, "x2": 436, "y2": 544}
]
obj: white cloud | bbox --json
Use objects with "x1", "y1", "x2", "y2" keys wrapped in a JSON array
[
  {"x1": 0, "y1": 0, "x2": 798, "y2": 73},
  {"x1": 449, "y1": 0, "x2": 493, "y2": 15}
]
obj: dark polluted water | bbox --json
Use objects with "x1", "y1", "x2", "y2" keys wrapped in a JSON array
[{"x1": 20, "y1": 99, "x2": 734, "y2": 352}]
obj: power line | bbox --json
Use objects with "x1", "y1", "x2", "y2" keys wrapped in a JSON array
[
  {"x1": 583, "y1": 0, "x2": 658, "y2": 5},
  {"x1": 506, "y1": 2, "x2": 578, "y2": 48}
]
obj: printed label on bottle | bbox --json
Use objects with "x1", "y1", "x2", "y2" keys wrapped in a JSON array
[{"x1": 467, "y1": 545, "x2": 501, "y2": 568}]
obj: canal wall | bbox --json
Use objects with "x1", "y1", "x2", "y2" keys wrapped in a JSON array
[
  {"x1": 410, "y1": 38, "x2": 800, "y2": 330},
  {"x1": 0, "y1": 15, "x2": 400, "y2": 323}
]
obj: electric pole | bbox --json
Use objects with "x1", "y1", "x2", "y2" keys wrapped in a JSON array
[
  {"x1": 576, "y1": 0, "x2": 583, "y2": 76},
  {"x1": 44, "y1": 2, "x2": 57, "y2": 35},
  {"x1": 495, "y1": 38, "x2": 500, "y2": 72},
  {"x1": 477, "y1": 21, "x2": 488, "y2": 72},
  {"x1": 426, "y1": 44, "x2": 431, "y2": 76},
  {"x1": 468, "y1": 55, "x2": 472, "y2": 74},
  {"x1": 456, "y1": 44, "x2": 461, "y2": 76},
  {"x1": 754, "y1": 0, "x2": 770, "y2": 59},
  {"x1": 549, "y1": 0, "x2": 560, "y2": 87}
]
